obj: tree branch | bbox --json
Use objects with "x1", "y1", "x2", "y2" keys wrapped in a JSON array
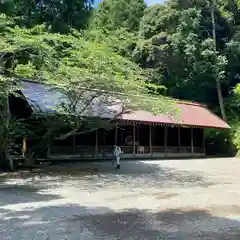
[{"x1": 57, "y1": 104, "x2": 130, "y2": 140}]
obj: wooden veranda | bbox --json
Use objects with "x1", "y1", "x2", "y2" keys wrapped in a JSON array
[{"x1": 49, "y1": 121, "x2": 206, "y2": 159}]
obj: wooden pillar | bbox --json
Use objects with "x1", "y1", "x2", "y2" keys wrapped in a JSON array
[
  {"x1": 103, "y1": 129, "x2": 106, "y2": 145},
  {"x1": 115, "y1": 125, "x2": 118, "y2": 145},
  {"x1": 203, "y1": 129, "x2": 206, "y2": 154},
  {"x1": 133, "y1": 122, "x2": 136, "y2": 155},
  {"x1": 47, "y1": 144, "x2": 51, "y2": 157},
  {"x1": 164, "y1": 126, "x2": 168, "y2": 153},
  {"x1": 72, "y1": 135, "x2": 76, "y2": 154},
  {"x1": 191, "y1": 128, "x2": 194, "y2": 153},
  {"x1": 22, "y1": 137, "x2": 28, "y2": 157},
  {"x1": 149, "y1": 125, "x2": 152, "y2": 155},
  {"x1": 178, "y1": 127, "x2": 181, "y2": 153},
  {"x1": 95, "y1": 130, "x2": 98, "y2": 154}
]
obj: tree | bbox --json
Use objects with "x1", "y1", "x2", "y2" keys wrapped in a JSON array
[
  {"x1": 92, "y1": 0, "x2": 146, "y2": 32},
  {"x1": 209, "y1": 0, "x2": 227, "y2": 121},
  {"x1": 0, "y1": 0, "x2": 93, "y2": 32},
  {"x1": 0, "y1": 14, "x2": 172, "y2": 170},
  {"x1": 85, "y1": 27, "x2": 139, "y2": 58},
  {"x1": 134, "y1": 0, "x2": 233, "y2": 110}
]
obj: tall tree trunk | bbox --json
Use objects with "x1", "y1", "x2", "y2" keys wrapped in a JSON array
[
  {"x1": 0, "y1": 97, "x2": 14, "y2": 172},
  {"x1": 0, "y1": 147, "x2": 14, "y2": 171},
  {"x1": 210, "y1": 0, "x2": 227, "y2": 122},
  {"x1": 0, "y1": 148, "x2": 9, "y2": 171}
]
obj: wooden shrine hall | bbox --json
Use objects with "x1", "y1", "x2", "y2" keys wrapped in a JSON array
[{"x1": 17, "y1": 80, "x2": 230, "y2": 159}]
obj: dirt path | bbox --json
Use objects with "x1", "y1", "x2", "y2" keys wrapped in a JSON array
[{"x1": 0, "y1": 159, "x2": 240, "y2": 239}]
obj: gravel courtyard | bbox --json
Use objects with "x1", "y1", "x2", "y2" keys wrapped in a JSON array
[{"x1": 1, "y1": 158, "x2": 240, "y2": 239}]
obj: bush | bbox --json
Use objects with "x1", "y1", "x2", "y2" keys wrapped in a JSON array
[{"x1": 205, "y1": 128, "x2": 237, "y2": 157}]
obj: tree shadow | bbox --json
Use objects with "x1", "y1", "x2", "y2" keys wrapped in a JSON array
[
  {"x1": 0, "y1": 182, "x2": 61, "y2": 206},
  {"x1": 79, "y1": 207, "x2": 240, "y2": 240},
  {"x1": 76, "y1": 160, "x2": 218, "y2": 189},
  {"x1": 0, "y1": 160, "x2": 218, "y2": 209},
  {"x1": 0, "y1": 160, "x2": 239, "y2": 239},
  {"x1": 1, "y1": 160, "x2": 217, "y2": 190},
  {"x1": 3, "y1": 160, "x2": 219, "y2": 194},
  {"x1": 1, "y1": 204, "x2": 240, "y2": 239}
]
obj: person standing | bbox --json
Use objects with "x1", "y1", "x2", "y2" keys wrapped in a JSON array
[{"x1": 112, "y1": 145, "x2": 123, "y2": 169}]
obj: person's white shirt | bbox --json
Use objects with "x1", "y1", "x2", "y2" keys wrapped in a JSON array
[
  {"x1": 113, "y1": 145, "x2": 123, "y2": 169},
  {"x1": 113, "y1": 145, "x2": 122, "y2": 157}
]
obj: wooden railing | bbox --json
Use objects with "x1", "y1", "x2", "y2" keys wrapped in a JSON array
[
  {"x1": 152, "y1": 146, "x2": 165, "y2": 153},
  {"x1": 97, "y1": 146, "x2": 113, "y2": 158},
  {"x1": 121, "y1": 146, "x2": 133, "y2": 154},
  {"x1": 194, "y1": 147, "x2": 204, "y2": 153},
  {"x1": 75, "y1": 146, "x2": 96, "y2": 158},
  {"x1": 50, "y1": 146, "x2": 74, "y2": 155},
  {"x1": 50, "y1": 145, "x2": 204, "y2": 156},
  {"x1": 166, "y1": 146, "x2": 178, "y2": 153},
  {"x1": 179, "y1": 147, "x2": 192, "y2": 153}
]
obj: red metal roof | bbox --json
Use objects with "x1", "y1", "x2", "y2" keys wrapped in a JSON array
[
  {"x1": 120, "y1": 102, "x2": 230, "y2": 129},
  {"x1": 21, "y1": 80, "x2": 229, "y2": 129}
]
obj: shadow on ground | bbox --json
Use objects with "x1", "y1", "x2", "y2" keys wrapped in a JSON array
[
  {"x1": 0, "y1": 204, "x2": 240, "y2": 239},
  {"x1": 0, "y1": 164, "x2": 99, "y2": 207},
  {"x1": 79, "y1": 160, "x2": 217, "y2": 189},
  {"x1": 0, "y1": 183, "x2": 61, "y2": 206},
  {"x1": 0, "y1": 160, "x2": 239, "y2": 239},
  {"x1": 0, "y1": 160, "x2": 217, "y2": 203}
]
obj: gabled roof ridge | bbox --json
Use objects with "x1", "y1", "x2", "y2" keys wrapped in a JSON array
[{"x1": 173, "y1": 99, "x2": 207, "y2": 107}]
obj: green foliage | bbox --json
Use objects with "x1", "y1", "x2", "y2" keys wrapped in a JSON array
[
  {"x1": 2, "y1": 0, "x2": 240, "y2": 161},
  {"x1": 92, "y1": 0, "x2": 146, "y2": 32},
  {"x1": 85, "y1": 28, "x2": 138, "y2": 58},
  {"x1": 205, "y1": 127, "x2": 236, "y2": 156},
  {"x1": 131, "y1": 0, "x2": 240, "y2": 154},
  {"x1": 232, "y1": 124, "x2": 240, "y2": 152},
  {"x1": 0, "y1": 15, "x2": 170, "y2": 114},
  {"x1": 0, "y1": 0, "x2": 93, "y2": 32},
  {"x1": 89, "y1": 0, "x2": 147, "y2": 59},
  {"x1": 135, "y1": 3, "x2": 232, "y2": 105},
  {"x1": 139, "y1": 3, "x2": 179, "y2": 39},
  {"x1": 0, "y1": 11, "x2": 174, "y2": 169},
  {"x1": 0, "y1": 75, "x2": 20, "y2": 170}
]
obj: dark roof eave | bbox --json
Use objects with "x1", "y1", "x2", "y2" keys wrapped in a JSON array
[
  {"x1": 116, "y1": 119, "x2": 230, "y2": 129},
  {"x1": 32, "y1": 111, "x2": 231, "y2": 129}
]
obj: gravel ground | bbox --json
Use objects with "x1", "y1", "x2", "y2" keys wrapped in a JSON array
[{"x1": 0, "y1": 158, "x2": 240, "y2": 239}]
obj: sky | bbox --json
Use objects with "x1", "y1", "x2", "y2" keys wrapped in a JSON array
[
  {"x1": 95, "y1": 0, "x2": 165, "y2": 6},
  {"x1": 145, "y1": 0, "x2": 165, "y2": 4}
]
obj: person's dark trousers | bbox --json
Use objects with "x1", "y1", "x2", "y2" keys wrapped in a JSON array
[{"x1": 112, "y1": 155, "x2": 116, "y2": 165}]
